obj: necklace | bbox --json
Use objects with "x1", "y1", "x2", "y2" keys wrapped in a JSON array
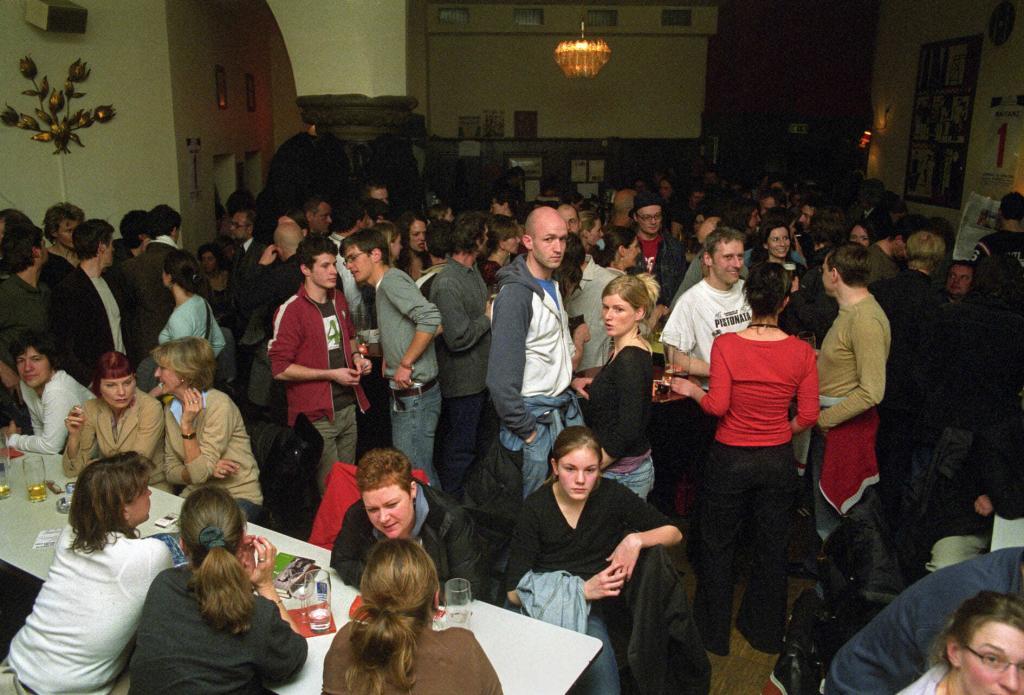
[{"x1": 747, "y1": 323, "x2": 780, "y2": 329}]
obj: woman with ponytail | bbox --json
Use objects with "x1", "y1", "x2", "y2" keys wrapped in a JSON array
[
  {"x1": 130, "y1": 486, "x2": 306, "y2": 694},
  {"x1": 571, "y1": 273, "x2": 660, "y2": 499},
  {"x1": 323, "y1": 539, "x2": 501, "y2": 695},
  {"x1": 159, "y1": 248, "x2": 226, "y2": 356}
]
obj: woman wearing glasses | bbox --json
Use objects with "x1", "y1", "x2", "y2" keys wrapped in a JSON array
[{"x1": 898, "y1": 591, "x2": 1024, "y2": 695}]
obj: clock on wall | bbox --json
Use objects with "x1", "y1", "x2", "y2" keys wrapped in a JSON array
[{"x1": 989, "y1": 1, "x2": 1015, "y2": 46}]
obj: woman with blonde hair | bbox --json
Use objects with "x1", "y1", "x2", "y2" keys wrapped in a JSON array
[
  {"x1": 898, "y1": 591, "x2": 1024, "y2": 694},
  {"x1": 572, "y1": 274, "x2": 660, "y2": 498},
  {"x1": 130, "y1": 486, "x2": 306, "y2": 693},
  {"x1": 63, "y1": 350, "x2": 170, "y2": 490},
  {"x1": 323, "y1": 538, "x2": 501, "y2": 695},
  {"x1": 578, "y1": 210, "x2": 604, "y2": 256},
  {"x1": 4, "y1": 453, "x2": 171, "y2": 695},
  {"x1": 152, "y1": 337, "x2": 262, "y2": 518}
]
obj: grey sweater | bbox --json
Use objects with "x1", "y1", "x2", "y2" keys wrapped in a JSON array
[
  {"x1": 376, "y1": 267, "x2": 442, "y2": 383},
  {"x1": 430, "y1": 258, "x2": 491, "y2": 397}
]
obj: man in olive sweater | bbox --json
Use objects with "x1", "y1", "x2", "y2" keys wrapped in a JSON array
[{"x1": 813, "y1": 243, "x2": 891, "y2": 540}]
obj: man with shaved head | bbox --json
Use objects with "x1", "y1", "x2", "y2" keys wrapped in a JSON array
[{"x1": 486, "y1": 206, "x2": 582, "y2": 496}]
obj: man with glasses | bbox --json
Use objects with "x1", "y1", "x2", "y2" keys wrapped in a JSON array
[
  {"x1": 268, "y1": 235, "x2": 370, "y2": 491},
  {"x1": 631, "y1": 191, "x2": 686, "y2": 309},
  {"x1": 342, "y1": 228, "x2": 443, "y2": 486}
]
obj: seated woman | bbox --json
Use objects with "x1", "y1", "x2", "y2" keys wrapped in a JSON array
[
  {"x1": 331, "y1": 448, "x2": 481, "y2": 592},
  {"x1": 63, "y1": 350, "x2": 171, "y2": 491},
  {"x1": 573, "y1": 274, "x2": 659, "y2": 499},
  {"x1": 3, "y1": 330, "x2": 91, "y2": 454},
  {"x1": 899, "y1": 591, "x2": 1024, "y2": 695},
  {"x1": 671, "y1": 262, "x2": 817, "y2": 656},
  {"x1": 2, "y1": 453, "x2": 172, "y2": 694},
  {"x1": 159, "y1": 249, "x2": 226, "y2": 355},
  {"x1": 152, "y1": 337, "x2": 262, "y2": 519},
  {"x1": 323, "y1": 539, "x2": 502, "y2": 695},
  {"x1": 505, "y1": 426, "x2": 683, "y2": 695},
  {"x1": 129, "y1": 486, "x2": 306, "y2": 694}
]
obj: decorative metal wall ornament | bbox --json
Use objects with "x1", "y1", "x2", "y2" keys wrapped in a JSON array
[{"x1": 1, "y1": 56, "x2": 115, "y2": 154}]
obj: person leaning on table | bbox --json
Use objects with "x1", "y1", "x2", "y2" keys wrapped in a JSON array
[
  {"x1": 63, "y1": 350, "x2": 171, "y2": 491},
  {"x1": 129, "y1": 486, "x2": 306, "y2": 694},
  {"x1": 2, "y1": 329, "x2": 91, "y2": 455},
  {"x1": 323, "y1": 538, "x2": 502, "y2": 695},
  {"x1": 2, "y1": 453, "x2": 171, "y2": 695},
  {"x1": 151, "y1": 336, "x2": 263, "y2": 520}
]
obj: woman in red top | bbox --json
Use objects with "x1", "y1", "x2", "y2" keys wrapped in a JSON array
[{"x1": 672, "y1": 262, "x2": 818, "y2": 656}]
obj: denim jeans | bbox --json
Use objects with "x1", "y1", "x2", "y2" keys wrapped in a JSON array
[
  {"x1": 603, "y1": 455, "x2": 655, "y2": 500},
  {"x1": 810, "y1": 428, "x2": 841, "y2": 541},
  {"x1": 438, "y1": 391, "x2": 486, "y2": 499},
  {"x1": 390, "y1": 383, "x2": 442, "y2": 486},
  {"x1": 235, "y1": 498, "x2": 264, "y2": 523},
  {"x1": 570, "y1": 610, "x2": 620, "y2": 695}
]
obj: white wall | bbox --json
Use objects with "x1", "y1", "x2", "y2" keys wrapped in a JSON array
[
  {"x1": 869, "y1": 0, "x2": 1024, "y2": 222},
  {"x1": 0, "y1": 0, "x2": 179, "y2": 227}
]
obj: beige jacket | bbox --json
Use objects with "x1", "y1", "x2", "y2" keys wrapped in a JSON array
[
  {"x1": 62, "y1": 391, "x2": 171, "y2": 491},
  {"x1": 163, "y1": 389, "x2": 262, "y2": 504}
]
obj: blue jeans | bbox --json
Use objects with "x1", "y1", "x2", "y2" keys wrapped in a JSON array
[
  {"x1": 235, "y1": 498, "x2": 264, "y2": 523},
  {"x1": 603, "y1": 455, "x2": 655, "y2": 500},
  {"x1": 439, "y1": 391, "x2": 486, "y2": 499},
  {"x1": 570, "y1": 610, "x2": 620, "y2": 695},
  {"x1": 810, "y1": 428, "x2": 841, "y2": 541},
  {"x1": 390, "y1": 384, "x2": 442, "y2": 486}
]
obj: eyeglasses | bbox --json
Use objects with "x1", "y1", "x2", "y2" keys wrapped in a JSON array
[
  {"x1": 636, "y1": 212, "x2": 662, "y2": 222},
  {"x1": 965, "y1": 645, "x2": 1024, "y2": 674},
  {"x1": 343, "y1": 251, "x2": 368, "y2": 266}
]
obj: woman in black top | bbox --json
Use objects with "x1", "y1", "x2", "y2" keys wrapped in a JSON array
[
  {"x1": 505, "y1": 426, "x2": 681, "y2": 695},
  {"x1": 573, "y1": 273, "x2": 659, "y2": 498}
]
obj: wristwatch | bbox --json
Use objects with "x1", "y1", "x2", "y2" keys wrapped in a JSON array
[{"x1": 181, "y1": 430, "x2": 197, "y2": 440}]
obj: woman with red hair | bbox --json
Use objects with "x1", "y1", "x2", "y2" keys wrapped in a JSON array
[{"x1": 63, "y1": 351, "x2": 170, "y2": 490}]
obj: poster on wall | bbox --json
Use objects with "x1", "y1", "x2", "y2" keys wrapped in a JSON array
[
  {"x1": 979, "y1": 95, "x2": 1024, "y2": 193},
  {"x1": 903, "y1": 35, "x2": 982, "y2": 208}
]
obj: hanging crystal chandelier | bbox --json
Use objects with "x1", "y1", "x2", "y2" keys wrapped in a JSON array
[{"x1": 554, "y1": 20, "x2": 611, "y2": 79}]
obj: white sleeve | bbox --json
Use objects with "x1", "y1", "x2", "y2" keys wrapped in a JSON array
[
  {"x1": 10, "y1": 381, "x2": 83, "y2": 454},
  {"x1": 660, "y1": 298, "x2": 696, "y2": 354}
]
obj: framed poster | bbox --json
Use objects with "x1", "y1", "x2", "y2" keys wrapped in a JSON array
[{"x1": 903, "y1": 35, "x2": 982, "y2": 208}]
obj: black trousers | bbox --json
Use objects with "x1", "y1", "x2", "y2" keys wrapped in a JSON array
[{"x1": 693, "y1": 441, "x2": 798, "y2": 655}]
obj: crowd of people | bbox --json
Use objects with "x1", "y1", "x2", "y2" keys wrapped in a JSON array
[{"x1": 1, "y1": 166, "x2": 1024, "y2": 694}]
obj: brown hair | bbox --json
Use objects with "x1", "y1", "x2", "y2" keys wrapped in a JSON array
[
  {"x1": 180, "y1": 486, "x2": 253, "y2": 634},
  {"x1": 824, "y1": 243, "x2": 871, "y2": 287},
  {"x1": 344, "y1": 539, "x2": 438, "y2": 695},
  {"x1": 701, "y1": 226, "x2": 745, "y2": 261},
  {"x1": 550, "y1": 425, "x2": 602, "y2": 468},
  {"x1": 42, "y1": 201, "x2": 84, "y2": 240},
  {"x1": 150, "y1": 336, "x2": 216, "y2": 391},
  {"x1": 69, "y1": 452, "x2": 152, "y2": 553},
  {"x1": 356, "y1": 448, "x2": 414, "y2": 494},
  {"x1": 931, "y1": 591, "x2": 1024, "y2": 666},
  {"x1": 602, "y1": 273, "x2": 659, "y2": 323}
]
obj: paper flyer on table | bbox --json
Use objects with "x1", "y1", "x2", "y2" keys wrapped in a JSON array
[{"x1": 33, "y1": 528, "x2": 62, "y2": 549}]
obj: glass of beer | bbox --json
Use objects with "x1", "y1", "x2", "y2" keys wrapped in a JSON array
[{"x1": 24, "y1": 457, "x2": 46, "y2": 503}]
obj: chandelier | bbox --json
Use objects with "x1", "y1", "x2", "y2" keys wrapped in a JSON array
[{"x1": 554, "y1": 20, "x2": 611, "y2": 78}]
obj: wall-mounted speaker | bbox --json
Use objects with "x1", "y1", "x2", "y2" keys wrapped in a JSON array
[{"x1": 25, "y1": 0, "x2": 88, "y2": 34}]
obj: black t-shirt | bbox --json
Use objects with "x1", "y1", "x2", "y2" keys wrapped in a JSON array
[
  {"x1": 973, "y1": 230, "x2": 1024, "y2": 268},
  {"x1": 504, "y1": 478, "x2": 672, "y2": 592},
  {"x1": 582, "y1": 345, "x2": 653, "y2": 459},
  {"x1": 313, "y1": 298, "x2": 355, "y2": 411}
]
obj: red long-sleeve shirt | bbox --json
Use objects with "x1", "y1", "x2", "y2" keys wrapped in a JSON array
[{"x1": 700, "y1": 333, "x2": 819, "y2": 447}]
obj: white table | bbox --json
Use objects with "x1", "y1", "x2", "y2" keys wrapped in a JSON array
[{"x1": 0, "y1": 458, "x2": 601, "y2": 695}]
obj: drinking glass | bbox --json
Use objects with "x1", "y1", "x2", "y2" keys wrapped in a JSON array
[
  {"x1": 24, "y1": 457, "x2": 46, "y2": 503},
  {"x1": 444, "y1": 577, "x2": 472, "y2": 629},
  {"x1": 301, "y1": 569, "x2": 332, "y2": 633},
  {"x1": 0, "y1": 432, "x2": 9, "y2": 499}
]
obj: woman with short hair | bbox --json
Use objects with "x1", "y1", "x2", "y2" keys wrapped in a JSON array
[
  {"x1": 323, "y1": 539, "x2": 501, "y2": 695},
  {"x1": 3, "y1": 330, "x2": 91, "y2": 454},
  {"x1": 3, "y1": 453, "x2": 172, "y2": 694},
  {"x1": 153, "y1": 337, "x2": 262, "y2": 518},
  {"x1": 130, "y1": 486, "x2": 306, "y2": 694},
  {"x1": 63, "y1": 350, "x2": 170, "y2": 490},
  {"x1": 898, "y1": 591, "x2": 1024, "y2": 695}
]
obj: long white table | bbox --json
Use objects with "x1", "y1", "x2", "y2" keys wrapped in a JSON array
[{"x1": 0, "y1": 455, "x2": 601, "y2": 695}]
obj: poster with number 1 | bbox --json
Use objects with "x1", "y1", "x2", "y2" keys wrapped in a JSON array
[{"x1": 979, "y1": 95, "x2": 1024, "y2": 194}]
